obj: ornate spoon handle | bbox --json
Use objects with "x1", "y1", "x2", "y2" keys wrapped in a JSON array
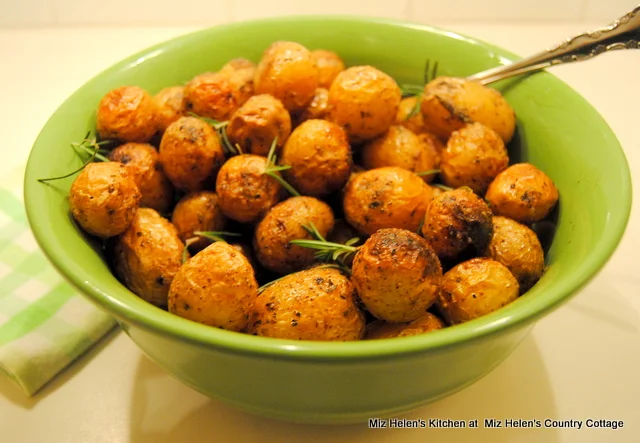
[{"x1": 467, "y1": 5, "x2": 640, "y2": 85}]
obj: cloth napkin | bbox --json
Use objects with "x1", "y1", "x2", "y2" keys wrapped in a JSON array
[{"x1": 0, "y1": 165, "x2": 116, "y2": 396}]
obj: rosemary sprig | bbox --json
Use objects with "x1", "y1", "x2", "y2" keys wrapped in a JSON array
[
  {"x1": 181, "y1": 237, "x2": 198, "y2": 264},
  {"x1": 193, "y1": 230, "x2": 242, "y2": 243},
  {"x1": 424, "y1": 59, "x2": 439, "y2": 84},
  {"x1": 416, "y1": 169, "x2": 441, "y2": 177},
  {"x1": 292, "y1": 222, "x2": 360, "y2": 267},
  {"x1": 401, "y1": 59, "x2": 441, "y2": 120},
  {"x1": 188, "y1": 112, "x2": 238, "y2": 155},
  {"x1": 433, "y1": 184, "x2": 454, "y2": 192},
  {"x1": 38, "y1": 132, "x2": 108, "y2": 183},
  {"x1": 263, "y1": 138, "x2": 300, "y2": 197}
]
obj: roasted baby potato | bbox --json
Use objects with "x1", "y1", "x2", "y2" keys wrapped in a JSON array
[
  {"x1": 171, "y1": 191, "x2": 227, "y2": 251},
  {"x1": 421, "y1": 76, "x2": 516, "y2": 143},
  {"x1": 395, "y1": 96, "x2": 426, "y2": 134},
  {"x1": 158, "y1": 116, "x2": 225, "y2": 192},
  {"x1": 485, "y1": 163, "x2": 559, "y2": 223},
  {"x1": 343, "y1": 167, "x2": 431, "y2": 235},
  {"x1": 428, "y1": 184, "x2": 446, "y2": 199},
  {"x1": 254, "y1": 196, "x2": 334, "y2": 274},
  {"x1": 184, "y1": 71, "x2": 252, "y2": 121},
  {"x1": 352, "y1": 228, "x2": 442, "y2": 322},
  {"x1": 168, "y1": 241, "x2": 258, "y2": 331},
  {"x1": 220, "y1": 58, "x2": 256, "y2": 74},
  {"x1": 295, "y1": 87, "x2": 330, "y2": 125},
  {"x1": 215, "y1": 154, "x2": 284, "y2": 223},
  {"x1": 417, "y1": 132, "x2": 445, "y2": 169},
  {"x1": 69, "y1": 162, "x2": 141, "y2": 238},
  {"x1": 108, "y1": 143, "x2": 174, "y2": 213},
  {"x1": 254, "y1": 41, "x2": 319, "y2": 112},
  {"x1": 155, "y1": 86, "x2": 185, "y2": 132},
  {"x1": 280, "y1": 119, "x2": 352, "y2": 197},
  {"x1": 310, "y1": 49, "x2": 345, "y2": 89},
  {"x1": 111, "y1": 208, "x2": 184, "y2": 307},
  {"x1": 484, "y1": 216, "x2": 545, "y2": 292},
  {"x1": 365, "y1": 312, "x2": 445, "y2": 339},
  {"x1": 421, "y1": 187, "x2": 494, "y2": 259},
  {"x1": 437, "y1": 257, "x2": 519, "y2": 324},
  {"x1": 250, "y1": 267, "x2": 365, "y2": 340},
  {"x1": 96, "y1": 86, "x2": 159, "y2": 143},
  {"x1": 361, "y1": 125, "x2": 438, "y2": 183},
  {"x1": 226, "y1": 94, "x2": 292, "y2": 156},
  {"x1": 328, "y1": 66, "x2": 401, "y2": 142},
  {"x1": 440, "y1": 122, "x2": 509, "y2": 194}
]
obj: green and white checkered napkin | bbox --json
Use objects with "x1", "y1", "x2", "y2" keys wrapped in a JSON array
[{"x1": 0, "y1": 165, "x2": 116, "y2": 396}]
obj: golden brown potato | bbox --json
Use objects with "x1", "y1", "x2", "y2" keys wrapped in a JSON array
[
  {"x1": 112, "y1": 208, "x2": 184, "y2": 307},
  {"x1": 108, "y1": 143, "x2": 174, "y2": 213},
  {"x1": 484, "y1": 216, "x2": 544, "y2": 292},
  {"x1": 254, "y1": 41, "x2": 319, "y2": 112},
  {"x1": 310, "y1": 49, "x2": 345, "y2": 89},
  {"x1": 254, "y1": 196, "x2": 334, "y2": 274},
  {"x1": 428, "y1": 185, "x2": 446, "y2": 199},
  {"x1": 280, "y1": 119, "x2": 352, "y2": 197},
  {"x1": 485, "y1": 163, "x2": 559, "y2": 223},
  {"x1": 219, "y1": 58, "x2": 256, "y2": 106},
  {"x1": 361, "y1": 125, "x2": 438, "y2": 183},
  {"x1": 168, "y1": 241, "x2": 258, "y2": 331},
  {"x1": 437, "y1": 257, "x2": 519, "y2": 324},
  {"x1": 421, "y1": 76, "x2": 516, "y2": 143},
  {"x1": 96, "y1": 86, "x2": 158, "y2": 143},
  {"x1": 440, "y1": 122, "x2": 509, "y2": 194},
  {"x1": 365, "y1": 312, "x2": 445, "y2": 339},
  {"x1": 395, "y1": 96, "x2": 426, "y2": 134},
  {"x1": 215, "y1": 154, "x2": 284, "y2": 223},
  {"x1": 171, "y1": 191, "x2": 227, "y2": 251},
  {"x1": 343, "y1": 167, "x2": 431, "y2": 235},
  {"x1": 226, "y1": 94, "x2": 292, "y2": 156},
  {"x1": 327, "y1": 219, "x2": 362, "y2": 267},
  {"x1": 352, "y1": 228, "x2": 442, "y2": 322},
  {"x1": 184, "y1": 71, "x2": 252, "y2": 121},
  {"x1": 69, "y1": 162, "x2": 141, "y2": 238},
  {"x1": 295, "y1": 87, "x2": 330, "y2": 125},
  {"x1": 417, "y1": 132, "x2": 445, "y2": 169},
  {"x1": 219, "y1": 58, "x2": 256, "y2": 75},
  {"x1": 158, "y1": 116, "x2": 225, "y2": 192},
  {"x1": 421, "y1": 187, "x2": 494, "y2": 259},
  {"x1": 250, "y1": 267, "x2": 365, "y2": 341},
  {"x1": 328, "y1": 66, "x2": 401, "y2": 142},
  {"x1": 155, "y1": 86, "x2": 185, "y2": 132}
]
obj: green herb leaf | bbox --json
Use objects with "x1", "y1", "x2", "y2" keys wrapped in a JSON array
[{"x1": 415, "y1": 169, "x2": 441, "y2": 177}]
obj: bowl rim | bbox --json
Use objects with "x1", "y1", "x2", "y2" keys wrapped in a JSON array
[{"x1": 24, "y1": 15, "x2": 633, "y2": 361}]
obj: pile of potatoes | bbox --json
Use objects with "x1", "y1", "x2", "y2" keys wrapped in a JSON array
[{"x1": 64, "y1": 41, "x2": 559, "y2": 342}]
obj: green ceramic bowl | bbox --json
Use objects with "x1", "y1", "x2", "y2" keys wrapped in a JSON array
[{"x1": 24, "y1": 16, "x2": 631, "y2": 424}]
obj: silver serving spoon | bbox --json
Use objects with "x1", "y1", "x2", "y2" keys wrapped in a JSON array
[{"x1": 467, "y1": 5, "x2": 640, "y2": 85}]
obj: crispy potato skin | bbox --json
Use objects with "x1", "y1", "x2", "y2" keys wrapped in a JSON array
[
  {"x1": 437, "y1": 257, "x2": 519, "y2": 324},
  {"x1": 155, "y1": 86, "x2": 185, "y2": 132},
  {"x1": 215, "y1": 154, "x2": 284, "y2": 223},
  {"x1": 328, "y1": 66, "x2": 401, "y2": 142},
  {"x1": 419, "y1": 93, "x2": 467, "y2": 142},
  {"x1": 395, "y1": 96, "x2": 426, "y2": 134},
  {"x1": 254, "y1": 196, "x2": 335, "y2": 274},
  {"x1": 441, "y1": 122, "x2": 509, "y2": 194},
  {"x1": 171, "y1": 191, "x2": 227, "y2": 251},
  {"x1": 483, "y1": 216, "x2": 544, "y2": 292},
  {"x1": 352, "y1": 228, "x2": 442, "y2": 322},
  {"x1": 250, "y1": 267, "x2": 365, "y2": 340},
  {"x1": 168, "y1": 241, "x2": 258, "y2": 331},
  {"x1": 69, "y1": 162, "x2": 141, "y2": 238},
  {"x1": 108, "y1": 143, "x2": 174, "y2": 213},
  {"x1": 417, "y1": 132, "x2": 445, "y2": 169},
  {"x1": 184, "y1": 72, "x2": 252, "y2": 121},
  {"x1": 361, "y1": 125, "x2": 438, "y2": 183},
  {"x1": 310, "y1": 50, "x2": 345, "y2": 89},
  {"x1": 280, "y1": 119, "x2": 352, "y2": 197},
  {"x1": 96, "y1": 86, "x2": 158, "y2": 143},
  {"x1": 295, "y1": 87, "x2": 330, "y2": 125},
  {"x1": 254, "y1": 41, "x2": 319, "y2": 112},
  {"x1": 112, "y1": 208, "x2": 185, "y2": 307},
  {"x1": 226, "y1": 94, "x2": 292, "y2": 156},
  {"x1": 343, "y1": 167, "x2": 431, "y2": 235},
  {"x1": 421, "y1": 187, "x2": 494, "y2": 259},
  {"x1": 421, "y1": 76, "x2": 516, "y2": 143},
  {"x1": 485, "y1": 163, "x2": 559, "y2": 223},
  {"x1": 365, "y1": 312, "x2": 445, "y2": 339},
  {"x1": 159, "y1": 116, "x2": 225, "y2": 192},
  {"x1": 220, "y1": 58, "x2": 256, "y2": 74}
]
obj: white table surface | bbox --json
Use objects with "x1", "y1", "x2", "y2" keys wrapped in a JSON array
[{"x1": 0, "y1": 22, "x2": 638, "y2": 443}]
